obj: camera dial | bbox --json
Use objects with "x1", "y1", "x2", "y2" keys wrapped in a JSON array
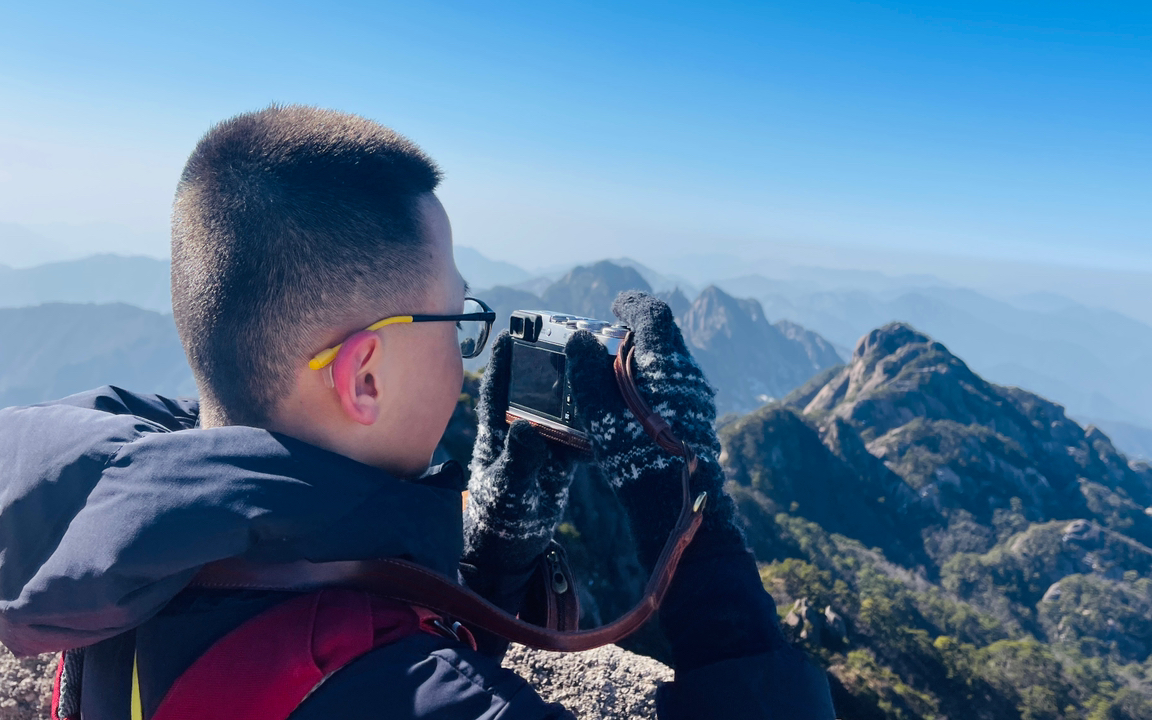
[{"x1": 576, "y1": 319, "x2": 610, "y2": 332}]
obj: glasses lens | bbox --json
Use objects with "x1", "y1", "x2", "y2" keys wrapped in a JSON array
[{"x1": 458, "y1": 299, "x2": 490, "y2": 358}]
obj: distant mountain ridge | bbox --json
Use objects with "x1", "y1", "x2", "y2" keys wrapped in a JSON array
[
  {"x1": 3, "y1": 249, "x2": 1151, "y2": 464},
  {"x1": 0, "y1": 303, "x2": 194, "y2": 407},
  {"x1": 469, "y1": 261, "x2": 842, "y2": 412},
  {"x1": 1088, "y1": 418, "x2": 1152, "y2": 462},
  {"x1": 0, "y1": 249, "x2": 535, "y2": 316},
  {"x1": 454, "y1": 246, "x2": 532, "y2": 290},
  {"x1": 0, "y1": 222, "x2": 73, "y2": 268},
  {"x1": 0, "y1": 255, "x2": 172, "y2": 313},
  {"x1": 539, "y1": 260, "x2": 653, "y2": 320}
]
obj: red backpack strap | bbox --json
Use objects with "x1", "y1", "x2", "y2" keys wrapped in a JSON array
[{"x1": 150, "y1": 589, "x2": 466, "y2": 720}]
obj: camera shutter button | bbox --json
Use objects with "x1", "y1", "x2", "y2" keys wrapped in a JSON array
[
  {"x1": 600, "y1": 325, "x2": 629, "y2": 339},
  {"x1": 576, "y1": 320, "x2": 609, "y2": 331}
]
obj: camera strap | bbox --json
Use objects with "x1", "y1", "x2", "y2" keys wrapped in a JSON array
[{"x1": 190, "y1": 332, "x2": 707, "y2": 652}]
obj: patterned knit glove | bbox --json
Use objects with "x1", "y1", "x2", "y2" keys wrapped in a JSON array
[
  {"x1": 564, "y1": 292, "x2": 745, "y2": 570},
  {"x1": 463, "y1": 331, "x2": 578, "y2": 574},
  {"x1": 566, "y1": 293, "x2": 804, "y2": 681}
]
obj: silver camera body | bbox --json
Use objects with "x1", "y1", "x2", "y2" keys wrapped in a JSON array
[{"x1": 505, "y1": 310, "x2": 630, "y2": 451}]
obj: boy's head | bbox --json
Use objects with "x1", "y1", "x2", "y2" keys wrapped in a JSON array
[{"x1": 172, "y1": 105, "x2": 467, "y2": 476}]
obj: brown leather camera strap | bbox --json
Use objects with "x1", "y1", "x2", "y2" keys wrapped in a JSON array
[
  {"x1": 612, "y1": 333, "x2": 696, "y2": 460},
  {"x1": 191, "y1": 332, "x2": 706, "y2": 652}
]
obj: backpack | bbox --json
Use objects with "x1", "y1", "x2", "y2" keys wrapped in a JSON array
[{"x1": 51, "y1": 589, "x2": 474, "y2": 720}]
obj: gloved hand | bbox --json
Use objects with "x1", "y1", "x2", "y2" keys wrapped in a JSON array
[
  {"x1": 563, "y1": 291, "x2": 745, "y2": 570},
  {"x1": 566, "y1": 292, "x2": 811, "y2": 690},
  {"x1": 463, "y1": 331, "x2": 578, "y2": 576}
]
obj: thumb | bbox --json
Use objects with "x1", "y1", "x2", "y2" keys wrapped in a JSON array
[
  {"x1": 476, "y1": 332, "x2": 513, "y2": 429},
  {"x1": 471, "y1": 332, "x2": 514, "y2": 466},
  {"x1": 498, "y1": 420, "x2": 550, "y2": 489}
]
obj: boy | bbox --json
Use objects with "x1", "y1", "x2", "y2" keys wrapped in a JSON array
[{"x1": 0, "y1": 106, "x2": 833, "y2": 718}]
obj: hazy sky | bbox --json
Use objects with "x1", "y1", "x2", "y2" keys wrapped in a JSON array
[{"x1": 1, "y1": 1, "x2": 1149, "y2": 271}]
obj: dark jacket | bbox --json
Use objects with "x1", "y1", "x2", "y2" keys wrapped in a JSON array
[{"x1": 0, "y1": 387, "x2": 834, "y2": 719}]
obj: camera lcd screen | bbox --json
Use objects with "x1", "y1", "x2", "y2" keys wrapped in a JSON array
[{"x1": 509, "y1": 342, "x2": 566, "y2": 420}]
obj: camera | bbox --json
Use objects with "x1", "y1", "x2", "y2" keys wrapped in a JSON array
[{"x1": 505, "y1": 310, "x2": 630, "y2": 452}]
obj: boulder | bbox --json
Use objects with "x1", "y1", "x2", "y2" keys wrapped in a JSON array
[
  {"x1": 783, "y1": 597, "x2": 824, "y2": 644},
  {"x1": 822, "y1": 605, "x2": 849, "y2": 648},
  {"x1": 503, "y1": 644, "x2": 672, "y2": 719}
]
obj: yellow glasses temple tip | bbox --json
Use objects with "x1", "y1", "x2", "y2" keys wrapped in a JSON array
[{"x1": 309, "y1": 346, "x2": 340, "y2": 371}]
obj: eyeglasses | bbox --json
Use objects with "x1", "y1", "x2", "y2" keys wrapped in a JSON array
[{"x1": 309, "y1": 297, "x2": 496, "y2": 370}]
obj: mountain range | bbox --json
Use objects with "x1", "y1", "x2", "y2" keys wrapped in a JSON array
[
  {"x1": 0, "y1": 249, "x2": 516, "y2": 315},
  {"x1": 0, "y1": 303, "x2": 194, "y2": 408},
  {"x1": 469, "y1": 251, "x2": 1152, "y2": 462},
  {"x1": 0, "y1": 222, "x2": 74, "y2": 268},
  {"x1": 3, "y1": 250, "x2": 1150, "y2": 463},
  {"x1": 436, "y1": 322, "x2": 1152, "y2": 719},
  {"x1": 715, "y1": 275, "x2": 1152, "y2": 453},
  {"x1": 467, "y1": 259, "x2": 843, "y2": 414},
  {"x1": 0, "y1": 257, "x2": 841, "y2": 423},
  {"x1": 0, "y1": 255, "x2": 172, "y2": 313},
  {"x1": 3, "y1": 248, "x2": 1152, "y2": 717}
]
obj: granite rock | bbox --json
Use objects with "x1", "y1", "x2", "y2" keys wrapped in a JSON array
[
  {"x1": 0, "y1": 649, "x2": 52, "y2": 720},
  {"x1": 502, "y1": 644, "x2": 673, "y2": 720}
]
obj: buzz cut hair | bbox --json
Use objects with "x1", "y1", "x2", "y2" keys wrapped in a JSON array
[{"x1": 171, "y1": 104, "x2": 443, "y2": 427}]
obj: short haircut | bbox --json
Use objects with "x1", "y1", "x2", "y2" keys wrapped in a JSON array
[{"x1": 171, "y1": 105, "x2": 442, "y2": 427}]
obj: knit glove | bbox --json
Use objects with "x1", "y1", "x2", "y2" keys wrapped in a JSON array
[
  {"x1": 564, "y1": 291, "x2": 745, "y2": 570},
  {"x1": 565, "y1": 292, "x2": 798, "y2": 678},
  {"x1": 463, "y1": 331, "x2": 578, "y2": 575}
]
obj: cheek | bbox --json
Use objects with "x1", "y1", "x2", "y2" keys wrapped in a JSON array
[
  {"x1": 419, "y1": 330, "x2": 464, "y2": 423},
  {"x1": 441, "y1": 333, "x2": 465, "y2": 405},
  {"x1": 381, "y1": 331, "x2": 463, "y2": 469}
]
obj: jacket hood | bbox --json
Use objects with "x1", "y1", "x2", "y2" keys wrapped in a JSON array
[{"x1": 0, "y1": 387, "x2": 465, "y2": 656}]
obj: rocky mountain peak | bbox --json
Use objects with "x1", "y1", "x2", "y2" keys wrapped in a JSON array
[
  {"x1": 540, "y1": 260, "x2": 652, "y2": 320},
  {"x1": 679, "y1": 285, "x2": 767, "y2": 346},
  {"x1": 785, "y1": 322, "x2": 1152, "y2": 548},
  {"x1": 852, "y1": 321, "x2": 932, "y2": 363},
  {"x1": 677, "y1": 285, "x2": 841, "y2": 414},
  {"x1": 653, "y1": 286, "x2": 691, "y2": 319},
  {"x1": 775, "y1": 319, "x2": 844, "y2": 370},
  {"x1": 806, "y1": 321, "x2": 987, "y2": 435},
  {"x1": 843, "y1": 324, "x2": 970, "y2": 409}
]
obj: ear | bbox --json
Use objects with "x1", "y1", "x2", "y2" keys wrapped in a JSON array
[{"x1": 330, "y1": 331, "x2": 384, "y2": 425}]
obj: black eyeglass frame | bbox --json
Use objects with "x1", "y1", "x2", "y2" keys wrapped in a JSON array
[{"x1": 408, "y1": 296, "x2": 496, "y2": 359}]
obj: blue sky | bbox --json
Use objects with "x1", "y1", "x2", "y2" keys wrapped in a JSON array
[{"x1": 1, "y1": 0, "x2": 1149, "y2": 271}]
